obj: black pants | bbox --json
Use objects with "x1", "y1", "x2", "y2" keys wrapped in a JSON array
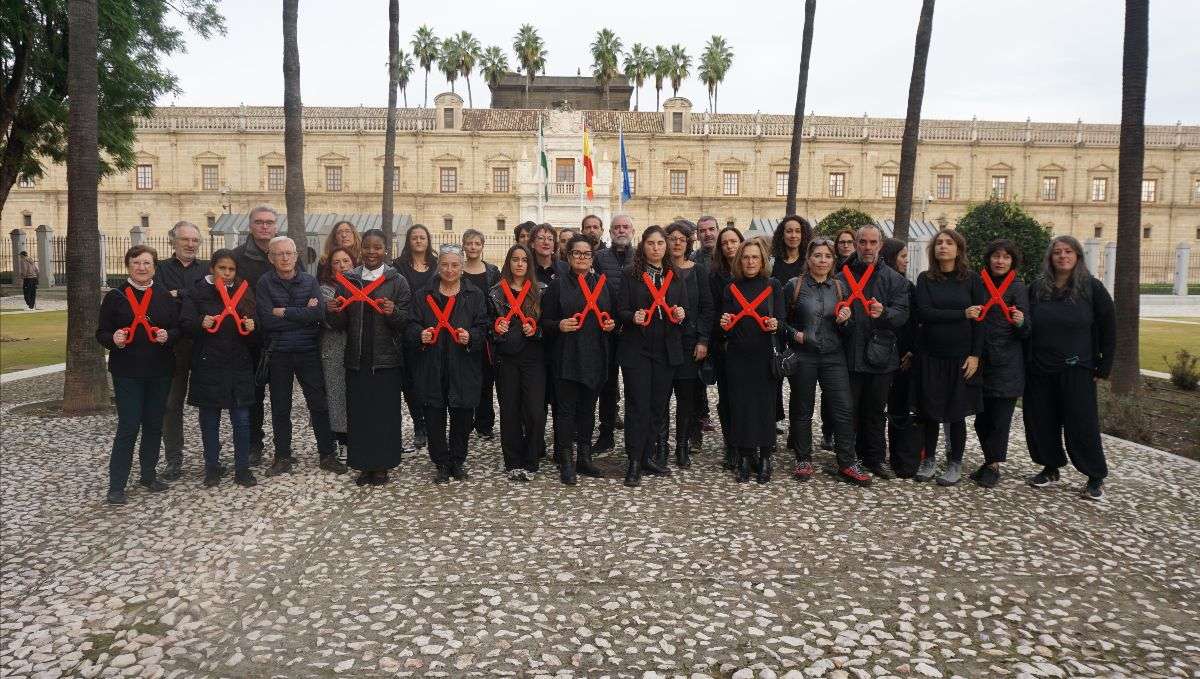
[
  {"x1": 622, "y1": 354, "x2": 675, "y2": 462},
  {"x1": 672, "y1": 378, "x2": 699, "y2": 447},
  {"x1": 887, "y1": 369, "x2": 921, "y2": 477},
  {"x1": 555, "y1": 379, "x2": 599, "y2": 454},
  {"x1": 974, "y1": 396, "x2": 1016, "y2": 464},
  {"x1": 716, "y1": 358, "x2": 733, "y2": 450},
  {"x1": 474, "y1": 351, "x2": 496, "y2": 434},
  {"x1": 403, "y1": 350, "x2": 427, "y2": 436},
  {"x1": 1023, "y1": 368, "x2": 1107, "y2": 480},
  {"x1": 820, "y1": 396, "x2": 834, "y2": 442},
  {"x1": 597, "y1": 348, "x2": 621, "y2": 435},
  {"x1": 788, "y1": 355, "x2": 857, "y2": 468},
  {"x1": 22, "y1": 278, "x2": 37, "y2": 308},
  {"x1": 923, "y1": 418, "x2": 966, "y2": 463},
  {"x1": 849, "y1": 371, "x2": 893, "y2": 468},
  {"x1": 696, "y1": 380, "x2": 710, "y2": 419},
  {"x1": 425, "y1": 405, "x2": 473, "y2": 467},
  {"x1": 162, "y1": 338, "x2": 193, "y2": 465},
  {"x1": 496, "y1": 347, "x2": 546, "y2": 472},
  {"x1": 109, "y1": 376, "x2": 172, "y2": 492},
  {"x1": 267, "y1": 349, "x2": 335, "y2": 459}
]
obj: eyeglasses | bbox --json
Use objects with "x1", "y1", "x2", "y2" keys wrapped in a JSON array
[
  {"x1": 569, "y1": 250, "x2": 593, "y2": 259},
  {"x1": 836, "y1": 238, "x2": 854, "y2": 245},
  {"x1": 534, "y1": 235, "x2": 555, "y2": 243}
]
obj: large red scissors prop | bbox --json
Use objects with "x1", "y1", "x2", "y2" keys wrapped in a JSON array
[
  {"x1": 977, "y1": 268, "x2": 1016, "y2": 324},
  {"x1": 721, "y1": 283, "x2": 773, "y2": 332},
  {"x1": 636, "y1": 270, "x2": 681, "y2": 326},
  {"x1": 834, "y1": 263, "x2": 879, "y2": 317},
  {"x1": 333, "y1": 271, "x2": 387, "y2": 313},
  {"x1": 206, "y1": 280, "x2": 253, "y2": 335},
  {"x1": 571, "y1": 273, "x2": 612, "y2": 328},
  {"x1": 423, "y1": 294, "x2": 464, "y2": 345},
  {"x1": 493, "y1": 280, "x2": 535, "y2": 334},
  {"x1": 123, "y1": 286, "x2": 162, "y2": 343}
]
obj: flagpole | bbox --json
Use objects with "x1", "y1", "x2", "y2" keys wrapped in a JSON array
[
  {"x1": 537, "y1": 114, "x2": 545, "y2": 224},
  {"x1": 618, "y1": 119, "x2": 625, "y2": 216},
  {"x1": 579, "y1": 126, "x2": 585, "y2": 222}
]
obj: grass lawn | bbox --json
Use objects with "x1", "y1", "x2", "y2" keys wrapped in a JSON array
[
  {"x1": 1140, "y1": 318, "x2": 1200, "y2": 373},
  {"x1": 0, "y1": 311, "x2": 67, "y2": 374}
]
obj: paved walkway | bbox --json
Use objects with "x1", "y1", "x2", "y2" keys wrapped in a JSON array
[{"x1": 1, "y1": 373, "x2": 1198, "y2": 678}]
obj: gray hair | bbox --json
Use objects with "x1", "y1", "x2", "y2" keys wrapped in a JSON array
[
  {"x1": 168, "y1": 220, "x2": 200, "y2": 241},
  {"x1": 855, "y1": 223, "x2": 883, "y2": 239},
  {"x1": 696, "y1": 215, "x2": 718, "y2": 228},
  {"x1": 268, "y1": 235, "x2": 296, "y2": 254},
  {"x1": 610, "y1": 213, "x2": 634, "y2": 228},
  {"x1": 249, "y1": 204, "x2": 279, "y2": 224}
]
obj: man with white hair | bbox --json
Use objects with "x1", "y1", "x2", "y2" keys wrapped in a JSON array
[
  {"x1": 591, "y1": 214, "x2": 636, "y2": 452},
  {"x1": 255, "y1": 235, "x2": 345, "y2": 477},
  {"x1": 156, "y1": 220, "x2": 208, "y2": 481}
]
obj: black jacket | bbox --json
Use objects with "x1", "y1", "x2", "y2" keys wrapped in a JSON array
[
  {"x1": 255, "y1": 269, "x2": 324, "y2": 353},
  {"x1": 541, "y1": 270, "x2": 613, "y2": 391},
  {"x1": 615, "y1": 267, "x2": 687, "y2": 367},
  {"x1": 593, "y1": 244, "x2": 635, "y2": 312},
  {"x1": 463, "y1": 262, "x2": 501, "y2": 295},
  {"x1": 976, "y1": 272, "x2": 1031, "y2": 398},
  {"x1": 678, "y1": 264, "x2": 714, "y2": 354},
  {"x1": 404, "y1": 281, "x2": 489, "y2": 408},
  {"x1": 154, "y1": 255, "x2": 209, "y2": 311},
  {"x1": 782, "y1": 274, "x2": 850, "y2": 356},
  {"x1": 96, "y1": 282, "x2": 179, "y2": 379},
  {"x1": 838, "y1": 255, "x2": 911, "y2": 373},
  {"x1": 180, "y1": 278, "x2": 258, "y2": 409},
  {"x1": 1028, "y1": 276, "x2": 1115, "y2": 378},
  {"x1": 326, "y1": 265, "x2": 411, "y2": 371},
  {"x1": 488, "y1": 280, "x2": 547, "y2": 357}
]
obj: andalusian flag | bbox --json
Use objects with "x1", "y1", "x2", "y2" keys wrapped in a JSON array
[
  {"x1": 582, "y1": 125, "x2": 595, "y2": 200},
  {"x1": 538, "y1": 115, "x2": 549, "y2": 202}
]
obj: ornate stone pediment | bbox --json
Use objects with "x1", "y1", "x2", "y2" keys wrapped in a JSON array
[{"x1": 1038, "y1": 162, "x2": 1066, "y2": 173}]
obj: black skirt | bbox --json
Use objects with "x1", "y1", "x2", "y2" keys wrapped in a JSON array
[
  {"x1": 346, "y1": 367, "x2": 404, "y2": 471},
  {"x1": 916, "y1": 354, "x2": 981, "y2": 422}
]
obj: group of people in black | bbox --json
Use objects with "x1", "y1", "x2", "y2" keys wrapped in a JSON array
[{"x1": 97, "y1": 205, "x2": 1116, "y2": 505}]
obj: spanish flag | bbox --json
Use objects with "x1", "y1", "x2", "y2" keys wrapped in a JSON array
[{"x1": 582, "y1": 126, "x2": 595, "y2": 200}]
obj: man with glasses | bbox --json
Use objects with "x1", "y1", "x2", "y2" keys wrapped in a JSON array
[{"x1": 592, "y1": 214, "x2": 636, "y2": 452}]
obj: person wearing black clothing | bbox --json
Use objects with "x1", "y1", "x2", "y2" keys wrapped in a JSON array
[
  {"x1": 179, "y1": 250, "x2": 259, "y2": 488},
  {"x1": 406, "y1": 244, "x2": 489, "y2": 483},
  {"x1": 839, "y1": 225, "x2": 910, "y2": 480},
  {"x1": 462, "y1": 229, "x2": 502, "y2": 439},
  {"x1": 771, "y1": 216, "x2": 812, "y2": 445},
  {"x1": 709, "y1": 226, "x2": 745, "y2": 470},
  {"x1": 781, "y1": 238, "x2": 870, "y2": 486},
  {"x1": 581, "y1": 214, "x2": 605, "y2": 250},
  {"x1": 912, "y1": 229, "x2": 985, "y2": 486},
  {"x1": 969, "y1": 239, "x2": 1031, "y2": 489},
  {"x1": 541, "y1": 235, "x2": 617, "y2": 485},
  {"x1": 880, "y1": 239, "x2": 920, "y2": 479},
  {"x1": 690, "y1": 215, "x2": 719, "y2": 269},
  {"x1": 666, "y1": 222, "x2": 713, "y2": 468},
  {"x1": 1023, "y1": 236, "x2": 1116, "y2": 502},
  {"x1": 256, "y1": 236, "x2": 344, "y2": 477},
  {"x1": 592, "y1": 215, "x2": 636, "y2": 452},
  {"x1": 821, "y1": 227, "x2": 860, "y2": 449},
  {"x1": 96, "y1": 245, "x2": 179, "y2": 505},
  {"x1": 393, "y1": 224, "x2": 438, "y2": 450},
  {"x1": 490, "y1": 245, "x2": 550, "y2": 481}
]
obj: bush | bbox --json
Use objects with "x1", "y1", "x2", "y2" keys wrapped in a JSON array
[
  {"x1": 1098, "y1": 388, "x2": 1155, "y2": 446},
  {"x1": 816, "y1": 208, "x2": 875, "y2": 237},
  {"x1": 1165, "y1": 349, "x2": 1200, "y2": 390},
  {"x1": 954, "y1": 198, "x2": 1052, "y2": 284}
]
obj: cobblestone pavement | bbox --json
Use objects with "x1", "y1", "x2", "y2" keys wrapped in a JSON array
[{"x1": 2, "y1": 373, "x2": 1198, "y2": 679}]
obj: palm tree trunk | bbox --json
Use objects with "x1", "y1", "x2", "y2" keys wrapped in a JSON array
[
  {"x1": 656, "y1": 85, "x2": 661, "y2": 111},
  {"x1": 1110, "y1": 0, "x2": 1148, "y2": 396},
  {"x1": 423, "y1": 69, "x2": 429, "y2": 108},
  {"x1": 466, "y1": 76, "x2": 473, "y2": 108},
  {"x1": 786, "y1": 0, "x2": 817, "y2": 217},
  {"x1": 63, "y1": 0, "x2": 109, "y2": 413},
  {"x1": 382, "y1": 0, "x2": 399, "y2": 250},
  {"x1": 892, "y1": 0, "x2": 936, "y2": 242},
  {"x1": 283, "y1": 0, "x2": 306, "y2": 248},
  {"x1": 525, "y1": 74, "x2": 532, "y2": 108}
]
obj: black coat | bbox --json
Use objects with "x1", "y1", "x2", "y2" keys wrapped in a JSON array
[
  {"x1": 975, "y1": 272, "x2": 1031, "y2": 399},
  {"x1": 676, "y1": 264, "x2": 714, "y2": 379},
  {"x1": 404, "y1": 281, "x2": 489, "y2": 409},
  {"x1": 838, "y1": 255, "x2": 911, "y2": 373},
  {"x1": 326, "y1": 265, "x2": 411, "y2": 371},
  {"x1": 255, "y1": 270, "x2": 324, "y2": 353},
  {"x1": 716, "y1": 277, "x2": 784, "y2": 447},
  {"x1": 153, "y1": 255, "x2": 209, "y2": 312},
  {"x1": 95, "y1": 282, "x2": 179, "y2": 379},
  {"x1": 615, "y1": 267, "x2": 688, "y2": 368},
  {"x1": 233, "y1": 236, "x2": 306, "y2": 289},
  {"x1": 1027, "y1": 276, "x2": 1115, "y2": 378},
  {"x1": 540, "y1": 270, "x2": 613, "y2": 391},
  {"x1": 488, "y1": 280, "x2": 547, "y2": 357},
  {"x1": 180, "y1": 278, "x2": 259, "y2": 409},
  {"x1": 593, "y1": 245, "x2": 635, "y2": 313}
]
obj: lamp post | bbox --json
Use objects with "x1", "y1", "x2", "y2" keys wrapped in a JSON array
[{"x1": 920, "y1": 193, "x2": 934, "y2": 225}]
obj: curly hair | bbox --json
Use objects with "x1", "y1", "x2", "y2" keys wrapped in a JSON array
[{"x1": 771, "y1": 215, "x2": 813, "y2": 262}]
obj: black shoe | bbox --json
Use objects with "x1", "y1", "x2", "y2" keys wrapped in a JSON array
[
  {"x1": 972, "y1": 464, "x2": 1001, "y2": 489},
  {"x1": 106, "y1": 490, "x2": 127, "y2": 505},
  {"x1": 265, "y1": 457, "x2": 294, "y2": 477},
  {"x1": 234, "y1": 468, "x2": 257, "y2": 487},
  {"x1": 161, "y1": 461, "x2": 182, "y2": 481},
  {"x1": 355, "y1": 472, "x2": 372, "y2": 486},
  {"x1": 576, "y1": 446, "x2": 605, "y2": 478},
  {"x1": 642, "y1": 452, "x2": 672, "y2": 477},
  {"x1": 592, "y1": 431, "x2": 616, "y2": 453},
  {"x1": 1082, "y1": 478, "x2": 1105, "y2": 502},
  {"x1": 756, "y1": 451, "x2": 773, "y2": 484},
  {"x1": 248, "y1": 444, "x2": 264, "y2": 467},
  {"x1": 434, "y1": 465, "x2": 451, "y2": 484},
  {"x1": 1026, "y1": 466, "x2": 1060, "y2": 488},
  {"x1": 202, "y1": 467, "x2": 220, "y2": 488},
  {"x1": 722, "y1": 446, "x2": 735, "y2": 471},
  {"x1": 656, "y1": 434, "x2": 671, "y2": 470},
  {"x1": 559, "y1": 448, "x2": 578, "y2": 486},
  {"x1": 735, "y1": 451, "x2": 752, "y2": 483},
  {"x1": 319, "y1": 455, "x2": 349, "y2": 475},
  {"x1": 675, "y1": 441, "x2": 692, "y2": 469},
  {"x1": 139, "y1": 478, "x2": 169, "y2": 492},
  {"x1": 819, "y1": 434, "x2": 835, "y2": 451},
  {"x1": 865, "y1": 464, "x2": 895, "y2": 481},
  {"x1": 370, "y1": 470, "x2": 389, "y2": 486},
  {"x1": 450, "y1": 462, "x2": 469, "y2": 481},
  {"x1": 623, "y1": 454, "x2": 641, "y2": 487}
]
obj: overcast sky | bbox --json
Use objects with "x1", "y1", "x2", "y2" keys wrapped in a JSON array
[{"x1": 159, "y1": 0, "x2": 1197, "y2": 125}]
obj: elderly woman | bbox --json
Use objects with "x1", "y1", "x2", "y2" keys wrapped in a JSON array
[
  {"x1": 318, "y1": 246, "x2": 357, "y2": 459},
  {"x1": 96, "y1": 245, "x2": 179, "y2": 504}
]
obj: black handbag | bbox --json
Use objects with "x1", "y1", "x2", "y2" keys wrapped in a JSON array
[
  {"x1": 768, "y1": 281, "x2": 801, "y2": 379},
  {"x1": 254, "y1": 339, "x2": 274, "y2": 386}
]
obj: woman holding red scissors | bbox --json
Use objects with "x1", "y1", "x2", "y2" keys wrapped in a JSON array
[
  {"x1": 717, "y1": 237, "x2": 784, "y2": 484},
  {"x1": 180, "y1": 249, "x2": 259, "y2": 489},
  {"x1": 709, "y1": 226, "x2": 744, "y2": 471},
  {"x1": 318, "y1": 247, "x2": 356, "y2": 459},
  {"x1": 489, "y1": 244, "x2": 549, "y2": 481},
  {"x1": 96, "y1": 245, "x2": 179, "y2": 505}
]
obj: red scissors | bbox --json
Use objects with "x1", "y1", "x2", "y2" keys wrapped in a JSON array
[
  {"x1": 493, "y1": 280, "x2": 535, "y2": 334},
  {"x1": 571, "y1": 273, "x2": 612, "y2": 328},
  {"x1": 122, "y1": 286, "x2": 162, "y2": 343},
  {"x1": 206, "y1": 279, "x2": 253, "y2": 335},
  {"x1": 333, "y1": 271, "x2": 388, "y2": 313},
  {"x1": 834, "y1": 262, "x2": 879, "y2": 317},
  {"x1": 977, "y1": 268, "x2": 1016, "y2": 324},
  {"x1": 424, "y1": 294, "x2": 464, "y2": 345},
  {"x1": 721, "y1": 283, "x2": 773, "y2": 332},
  {"x1": 636, "y1": 270, "x2": 681, "y2": 326}
]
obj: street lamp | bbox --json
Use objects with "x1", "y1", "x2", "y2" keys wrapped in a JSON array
[{"x1": 920, "y1": 193, "x2": 934, "y2": 224}]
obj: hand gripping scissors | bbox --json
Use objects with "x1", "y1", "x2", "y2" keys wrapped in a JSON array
[
  {"x1": 493, "y1": 280, "x2": 534, "y2": 334},
  {"x1": 977, "y1": 268, "x2": 1017, "y2": 324},
  {"x1": 205, "y1": 279, "x2": 253, "y2": 335},
  {"x1": 123, "y1": 286, "x2": 162, "y2": 343},
  {"x1": 834, "y1": 262, "x2": 879, "y2": 318},
  {"x1": 424, "y1": 294, "x2": 463, "y2": 345},
  {"x1": 571, "y1": 273, "x2": 612, "y2": 328},
  {"x1": 636, "y1": 270, "x2": 681, "y2": 327},
  {"x1": 721, "y1": 282, "x2": 774, "y2": 332},
  {"x1": 333, "y1": 270, "x2": 388, "y2": 313}
]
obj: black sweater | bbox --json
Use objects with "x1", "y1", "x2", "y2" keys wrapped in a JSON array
[
  {"x1": 915, "y1": 271, "x2": 985, "y2": 359},
  {"x1": 1028, "y1": 276, "x2": 1116, "y2": 377},
  {"x1": 96, "y1": 282, "x2": 179, "y2": 378}
]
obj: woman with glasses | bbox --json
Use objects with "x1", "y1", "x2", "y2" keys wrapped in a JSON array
[
  {"x1": 666, "y1": 221, "x2": 713, "y2": 469},
  {"x1": 394, "y1": 224, "x2": 438, "y2": 450},
  {"x1": 709, "y1": 226, "x2": 745, "y2": 471},
  {"x1": 833, "y1": 229, "x2": 857, "y2": 269},
  {"x1": 317, "y1": 220, "x2": 361, "y2": 284}
]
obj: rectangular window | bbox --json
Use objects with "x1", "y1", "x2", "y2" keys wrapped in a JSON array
[
  {"x1": 1141, "y1": 179, "x2": 1157, "y2": 203},
  {"x1": 722, "y1": 170, "x2": 739, "y2": 196},
  {"x1": 496, "y1": 218, "x2": 506, "y2": 232},
  {"x1": 140, "y1": 215, "x2": 150, "y2": 229},
  {"x1": 136, "y1": 164, "x2": 154, "y2": 190},
  {"x1": 206, "y1": 215, "x2": 215, "y2": 229},
  {"x1": 443, "y1": 108, "x2": 455, "y2": 128},
  {"x1": 555, "y1": 158, "x2": 575, "y2": 183},
  {"x1": 383, "y1": 166, "x2": 400, "y2": 191},
  {"x1": 880, "y1": 173, "x2": 897, "y2": 198},
  {"x1": 493, "y1": 167, "x2": 510, "y2": 193},
  {"x1": 1041, "y1": 176, "x2": 1059, "y2": 201},
  {"x1": 670, "y1": 169, "x2": 687, "y2": 195},
  {"x1": 325, "y1": 166, "x2": 343, "y2": 192},
  {"x1": 268, "y1": 165, "x2": 285, "y2": 192},
  {"x1": 1194, "y1": 178, "x2": 1200, "y2": 201},
  {"x1": 201, "y1": 165, "x2": 219, "y2": 191},
  {"x1": 936, "y1": 174, "x2": 953, "y2": 200},
  {"x1": 1142, "y1": 226, "x2": 1152, "y2": 239},
  {"x1": 776, "y1": 172, "x2": 788, "y2": 197},
  {"x1": 1091, "y1": 177, "x2": 1108, "y2": 202},
  {"x1": 439, "y1": 167, "x2": 458, "y2": 193},
  {"x1": 443, "y1": 217, "x2": 453, "y2": 231},
  {"x1": 991, "y1": 175, "x2": 1008, "y2": 200},
  {"x1": 1094, "y1": 226, "x2": 1104, "y2": 239},
  {"x1": 672, "y1": 112, "x2": 683, "y2": 133},
  {"x1": 17, "y1": 176, "x2": 34, "y2": 188},
  {"x1": 627, "y1": 169, "x2": 637, "y2": 196},
  {"x1": 828, "y1": 172, "x2": 846, "y2": 198},
  {"x1": 23, "y1": 214, "x2": 32, "y2": 227}
]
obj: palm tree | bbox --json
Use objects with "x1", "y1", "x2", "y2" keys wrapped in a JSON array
[
  {"x1": 63, "y1": 0, "x2": 109, "y2": 413},
  {"x1": 411, "y1": 25, "x2": 439, "y2": 108},
  {"x1": 668, "y1": 44, "x2": 690, "y2": 98},
  {"x1": 623, "y1": 43, "x2": 652, "y2": 111},
  {"x1": 382, "y1": 0, "x2": 400, "y2": 246},
  {"x1": 283, "y1": 0, "x2": 306, "y2": 247},
  {"x1": 786, "y1": 0, "x2": 817, "y2": 216},
  {"x1": 480, "y1": 45, "x2": 510, "y2": 97},
  {"x1": 590, "y1": 28, "x2": 623, "y2": 110},
  {"x1": 892, "y1": 0, "x2": 936, "y2": 242},
  {"x1": 652, "y1": 45, "x2": 670, "y2": 111},
  {"x1": 439, "y1": 35, "x2": 462, "y2": 94},
  {"x1": 703, "y1": 35, "x2": 733, "y2": 112},
  {"x1": 698, "y1": 56, "x2": 717, "y2": 112},
  {"x1": 397, "y1": 49, "x2": 414, "y2": 108},
  {"x1": 455, "y1": 31, "x2": 482, "y2": 108},
  {"x1": 1110, "y1": 0, "x2": 1149, "y2": 396},
  {"x1": 513, "y1": 24, "x2": 547, "y2": 108}
]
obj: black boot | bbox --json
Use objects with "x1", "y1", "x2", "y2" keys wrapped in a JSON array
[
  {"x1": 559, "y1": 446, "x2": 578, "y2": 485},
  {"x1": 576, "y1": 444, "x2": 604, "y2": 478},
  {"x1": 623, "y1": 452, "x2": 641, "y2": 487},
  {"x1": 657, "y1": 433, "x2": 671, "y2": 469},
  {"x1": 722, "y1": 445, "x2": 735, "y2": 471},
  {"x1": 675, "y1": 438, "x2": 691, "y2": 469},
  {"x1": 735, "y1": 449, "x2": 752, "y2": 483},
  {"x1": 643, "y1": 446, "x2": 672, "y2": 477},
  {"x1": 756, "y1": 448, "x2": 773, "y2": 484}
]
